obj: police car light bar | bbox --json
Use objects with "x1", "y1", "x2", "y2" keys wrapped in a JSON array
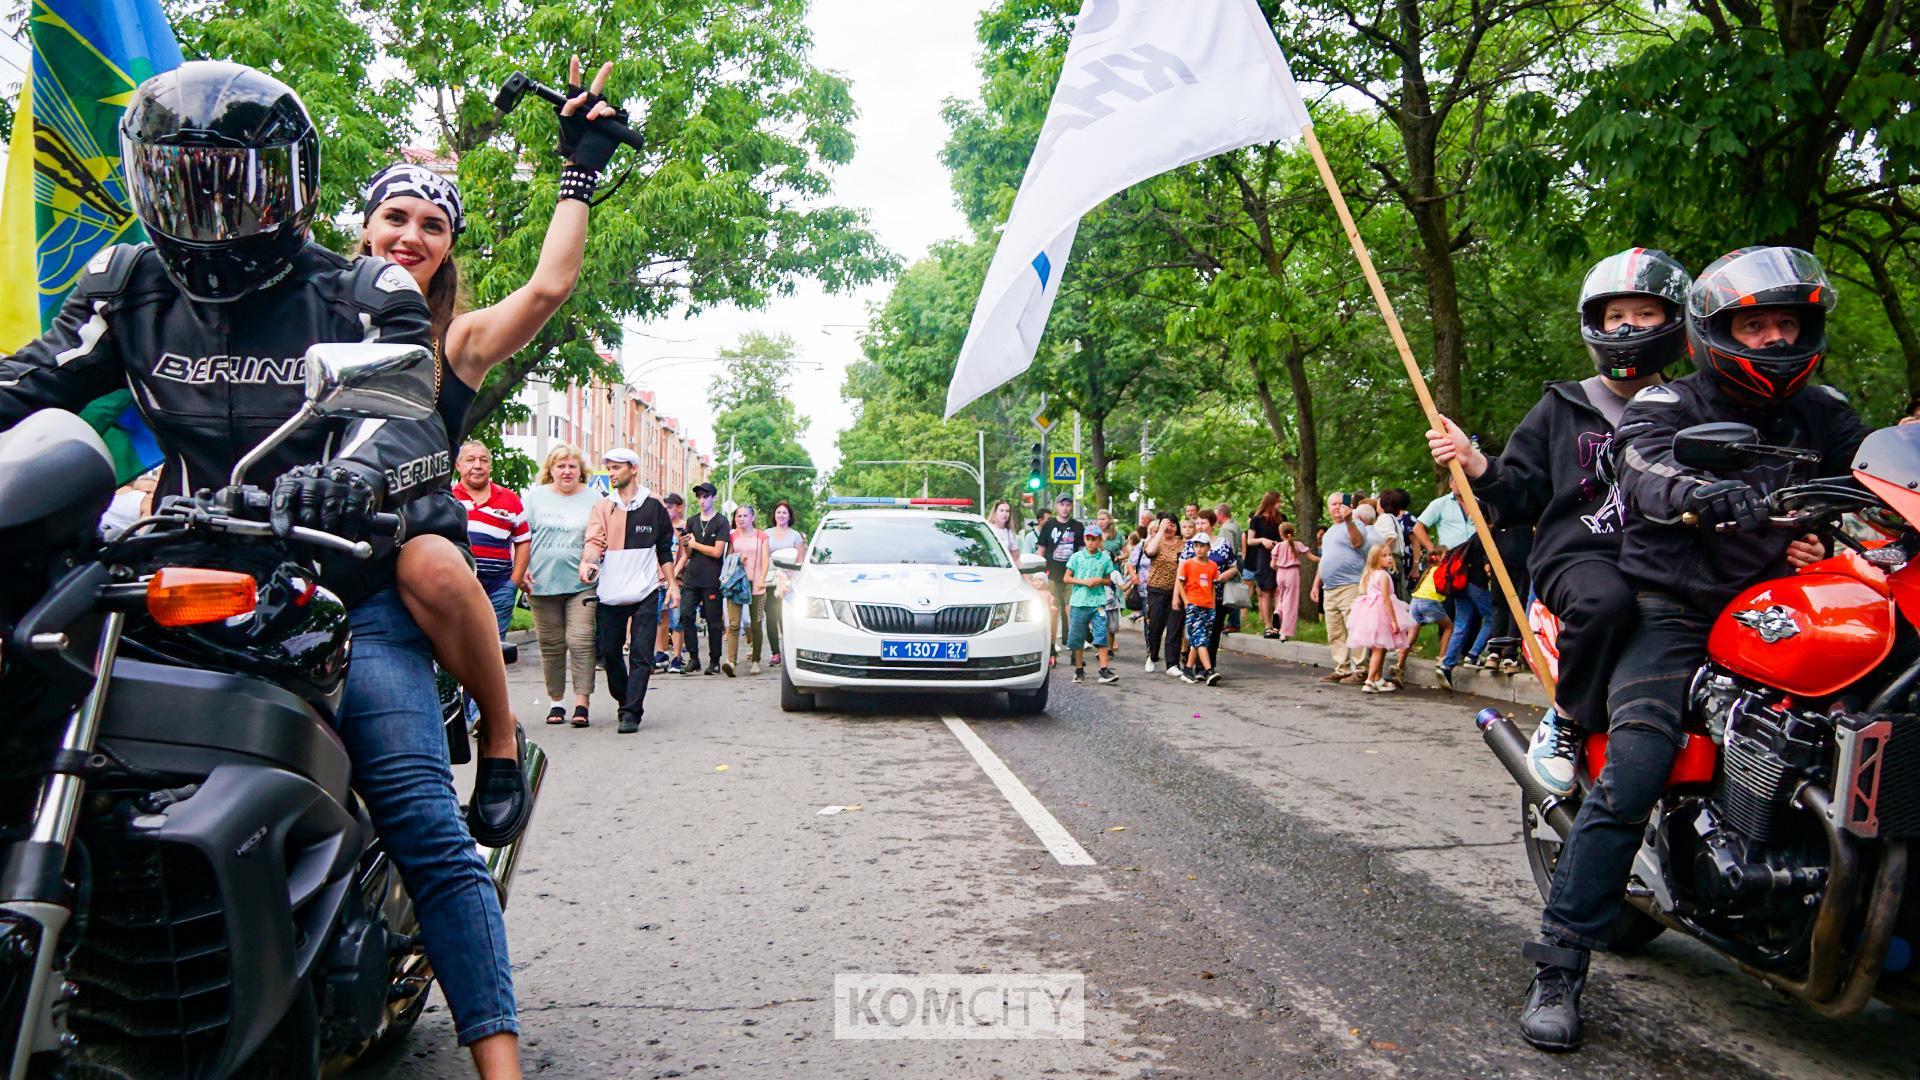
[{"x1": 825, "y1": 497, "x2": 975, "y2": 508}]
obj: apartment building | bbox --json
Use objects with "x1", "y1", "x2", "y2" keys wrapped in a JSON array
[{"x1": 497, "y1": 356, "x2": 712, "y2": 496}]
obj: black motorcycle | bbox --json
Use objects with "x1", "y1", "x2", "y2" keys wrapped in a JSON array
[{"x1": 0, "y1": 343, "x2": 545, "y2": 1078}]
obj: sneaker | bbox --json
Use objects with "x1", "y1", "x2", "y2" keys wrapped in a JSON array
[
  {"x1": 684, "y1": 660, "x2": 702, "y2": 676},
  {"x1": 1501, "y1": 657, "x2": 1524, "y2": 675},
  {"x1": 1097, "y1": 667, "x2": 1119, "y2": 684},
  {"x1": 1362, "y1": 679, "x2": 1380, "y2": 694},
  {"x1": 1462, "y1": 654, "x2": 1485, "y2": 670},
  {"x1": 705, "y1": 665, "x2": 721, "y2": 676},
  {"x1": 1073, "y1": 668, "x2": 1086, "y2": 684},
  {"x1": 1527, "y1": 710, "x2": 1581, "y2": 798},
  {"x1": 1374, "y1": 679, "x2": 1399, "y2": 693},
  {"x1": 668, "y1": 656, "x2": 685, "y2": 674},
  {"x1": 721, "y1": 660, "x2": 736, "y2": 677},
  {"x1": 1435, "y1": 664, "x2": 1455, "y2": 692},
  {"x1": 1179, "y1": 668, "x2": 1198, "y2": 684},
  {"x1": 1144, "y1": 657, "x2": 1156, "y2": 673},
  {"x1": 1204, "y1": 669, "x2": 1221, "y2": 686},
  {"x1": 1166, "y1": 664, "x2": 1182, "y2": 678},
  {"x1": 770, "y1": 653, "x2": 783, "y2": 667},
  {"x1": 653, "y1": 650, "x2": 669, "y2": 666},
  {"x1": 617, "y1": 715, "x2": 640, "y2": 734},
  {"x1": 1518, "y1": 941, "x2": 1589, "y2": 1051},
  {"x1": 750, "y1": 661, "x2": 761, "y2": 676}
]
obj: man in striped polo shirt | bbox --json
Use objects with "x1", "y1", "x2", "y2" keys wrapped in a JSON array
[{"x1": 451, "y1": 440, "x2": 531, "y2": 636}]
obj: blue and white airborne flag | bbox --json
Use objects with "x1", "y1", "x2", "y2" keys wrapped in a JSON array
[{"x1": 943, "y1": 0, "x2": 1311, "y2": 417}]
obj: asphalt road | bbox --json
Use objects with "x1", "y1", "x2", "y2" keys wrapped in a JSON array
[{"x1": 360, "y1": 630, "x2": 1918, "y2": 1078}]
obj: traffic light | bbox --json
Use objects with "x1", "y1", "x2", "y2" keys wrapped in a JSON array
[{"x1": 1026, "y1": 443, "x2": 1044, "y2": 492}]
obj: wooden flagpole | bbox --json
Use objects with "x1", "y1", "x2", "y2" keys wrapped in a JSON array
[{"x1": 1297, "y1": 124, "x2": 1558, "y2": 702}]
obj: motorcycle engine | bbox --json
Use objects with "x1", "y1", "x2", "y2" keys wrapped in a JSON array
[{"x1": 1670, "y1": 668, "x2": 1834, "y2": 963}]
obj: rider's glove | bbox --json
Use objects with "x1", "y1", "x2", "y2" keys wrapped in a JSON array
[
  {"x1": 556, "y1": 86, "x2": 628, "y2": 172},
  {"x1": 270, "y1": 463, "x2": 377, "y2": 539},
  {"x1": 1685, "y1": 479, "x2": 1771, "y2": 533}
]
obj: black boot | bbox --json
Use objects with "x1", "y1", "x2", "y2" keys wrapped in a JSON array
[{"x1": 1518, "y1": 940, "x2": 1588, "y2": 1051}]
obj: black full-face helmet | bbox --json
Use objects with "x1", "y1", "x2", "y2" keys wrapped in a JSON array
[
  {"x1": 119, "y1": 61, "x2": 320, "y2": 302},
  {"x1": 1577, "y1": 247, "x2": 1692, "y2": 379},
  {"x1": 1687, "y1": 246, "x2": 1837, "y2": 405}
]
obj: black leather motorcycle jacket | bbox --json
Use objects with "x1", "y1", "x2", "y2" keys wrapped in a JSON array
[
  {"x1": 1613, "y1": 371, "x2": 1873, "y2": 612},
  {"x1": 0, "y1": 241, "x2": 455, "y2": 603}
]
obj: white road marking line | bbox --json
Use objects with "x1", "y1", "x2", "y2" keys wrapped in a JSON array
[{"x1": 940, "y1": 713, "x2": 1095, "y2": 866}]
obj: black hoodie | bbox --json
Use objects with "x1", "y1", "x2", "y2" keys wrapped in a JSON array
[{"x1": 1468, "y1": 378, "x2": 1634, "y2": 597}]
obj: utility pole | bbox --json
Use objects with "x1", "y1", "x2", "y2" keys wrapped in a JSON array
[
  {"x1": 1073, "y1": 413, "x2": 1082, "y2": 504},
  {"x1": 1138, "y1": 418, "x2": 1150, "y2": 520},
  {"x1": 726, "y1": 434, "x2": 736, "y2": 511},
  {"x1": 977, "y1": 429, "x2": 986, "y2": 510}
]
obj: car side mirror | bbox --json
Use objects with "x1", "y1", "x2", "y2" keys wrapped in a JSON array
[
  {"x1": 772, "y1": 551, "x2": 802, "y2": 571},
  {"x1": 305, "y1": 343, "x2": 437, "y2": 421},
  {"x1": 1016, "y1": 553, "x2": 1046, "y2": 573},
  {"x1": 1672, "y1": 422, "x2": 1765, "y2": 471}
]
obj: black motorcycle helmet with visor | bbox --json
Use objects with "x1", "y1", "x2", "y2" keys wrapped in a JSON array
[
  {"x1": 119, "y1": 61, "x2": 320, "y2": 303},
  {"x1": 1688, "y1": 246, "x2": 1837, "y2": 405},
  {"x1": 1578, "y1": 247, "x2": 1691, "y2": 379}
]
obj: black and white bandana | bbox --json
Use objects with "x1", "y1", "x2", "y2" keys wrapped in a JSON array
[{"x1": 362, "y1": 163, "x2": 466, "y2": 237}]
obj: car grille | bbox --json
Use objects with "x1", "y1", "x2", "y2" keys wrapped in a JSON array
[
  {"x1": 853, "y1": 604, "x2": 992, "y2": 636},
  {"x1": 796, "y1": 652, "x2": 1044, "y2": 681}
]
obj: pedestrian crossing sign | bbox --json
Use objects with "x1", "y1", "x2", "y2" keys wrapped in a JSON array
[{"x1": 1049, "y1": 453, "x2": 1079, "y2": 484}]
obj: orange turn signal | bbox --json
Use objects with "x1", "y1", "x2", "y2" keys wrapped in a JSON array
[{"x1": 147, "y1": 568, "x2": 258, "y2": 628}]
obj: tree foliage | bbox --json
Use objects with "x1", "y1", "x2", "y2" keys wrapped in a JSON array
[
  {"x1": 710, "y1": 332, "x2": 819, "y2": 531},
  {"x1": 851, "y1": 0, "x2": 1919, "y2": 533}
]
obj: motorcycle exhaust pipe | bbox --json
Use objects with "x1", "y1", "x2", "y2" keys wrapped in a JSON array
[
  {"x1": 484, "y1": 739, "x2": 547, "y2": 909},
  {"x1": 1477, "y1": 708, "x2": 1579, "y2": 837}
]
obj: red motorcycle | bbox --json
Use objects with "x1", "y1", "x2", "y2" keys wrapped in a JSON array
[{"x1": 1480, "y1": 420, "x2": 1920, "y2": 1020}]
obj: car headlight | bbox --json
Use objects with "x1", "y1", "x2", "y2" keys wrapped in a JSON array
[
  {"x1": 801, "y1": 596, "x2": 832, "y2": 620},
  {"x1": 1011, "y1": 596, "x2": 1047, "y2": 623},
  {"x1": 986, "y1": 602, "x2": 1016, "y2": 631},
  {"x1": 830, "y1": 599, "x2": 861, "y2": 628}
]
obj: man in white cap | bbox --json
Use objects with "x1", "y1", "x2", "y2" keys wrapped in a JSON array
[{"x1": 581, "y1": 448, "x2": 677, "y2": 733}]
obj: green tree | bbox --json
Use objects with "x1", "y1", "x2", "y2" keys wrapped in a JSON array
[{"x1": 711, "y1": 331, "x2": 819, "y2": 530}]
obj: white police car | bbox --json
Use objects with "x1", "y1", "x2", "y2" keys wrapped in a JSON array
[{"x1": 774, "y1": 505, "x2": 1051, "y2": 713}]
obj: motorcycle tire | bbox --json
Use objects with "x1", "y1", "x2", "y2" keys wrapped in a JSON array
[{"x1": 1520, "y1": 793, "x2": 1665, "y2": 953}]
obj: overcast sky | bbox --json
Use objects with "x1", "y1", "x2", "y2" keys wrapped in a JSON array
[{"x1": 624, "y1": 0, "x2": 992, "y2": 472}]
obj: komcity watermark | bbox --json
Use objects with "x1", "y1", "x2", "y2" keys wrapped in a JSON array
[{"x1": 834, "y1": 973, "x2": 1085, "y2": 1040}]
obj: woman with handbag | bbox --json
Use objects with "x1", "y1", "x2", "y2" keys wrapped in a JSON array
[{"x1": 723, "y1": 504, "x2": 771, "y2": 676}]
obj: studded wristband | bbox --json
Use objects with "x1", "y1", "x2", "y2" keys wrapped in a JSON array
[{"x1": 558, "y1": 165, "x2": 599, "y2": 205}]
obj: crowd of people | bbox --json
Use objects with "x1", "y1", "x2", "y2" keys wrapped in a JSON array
[{"x1": 459, "y1": 441, "x2": 808, "y2": 736}]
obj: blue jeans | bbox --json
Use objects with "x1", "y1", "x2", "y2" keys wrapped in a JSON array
[
  {"x1": 1067, "y1": 604, "x2": 1108, "y2": 652},
  {"x1": 343, "y1": 589, "x2": 517, "y2": 1045},
  {"x1": 1442, "y1": 584, "x2": 1495, "y2": 667},
  {"x1": 481, "y1": 574, "x2": 516, "y2": 637}
]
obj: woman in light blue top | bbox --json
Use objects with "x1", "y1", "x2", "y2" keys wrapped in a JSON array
[{"x1": 521, "y1": 444, "x2": 603, "y2": 726}]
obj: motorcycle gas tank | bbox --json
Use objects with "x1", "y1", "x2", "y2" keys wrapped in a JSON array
[{"x1": 1708, "y1": 566, "x2": 1894, "y2": 699}]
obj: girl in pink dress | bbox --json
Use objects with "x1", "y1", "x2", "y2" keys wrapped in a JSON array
[
  {"x1": 1347, "y1": 542, "x2": 1415, "y2": 693},
  {"x1": 1269, "y1": 522, "x2": 1317, "y2": 639}
]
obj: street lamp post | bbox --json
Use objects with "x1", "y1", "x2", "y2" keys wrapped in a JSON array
[{"x1": 726, "y1": 463, "x2": 820, "y2": 510}]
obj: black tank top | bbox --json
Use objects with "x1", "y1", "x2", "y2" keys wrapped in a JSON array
[{"x1": 436, "y1": 353, "x2": 477, "y2": 447}]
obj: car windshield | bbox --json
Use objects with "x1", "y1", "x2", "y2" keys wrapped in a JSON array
[{"x1": 809, "y1": 516, "x2": 1011, "y2": 568}]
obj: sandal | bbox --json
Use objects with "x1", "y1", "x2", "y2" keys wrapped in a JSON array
[
  {"x1": 545, "y1": 706, "x2": 566, "y2": 725},
  {"x1": 1263, "y1": 629, "x2": 1280, "y2": 640},
  {"x1": 570, "y1": 705, "x2": 590, "y2": 728}
]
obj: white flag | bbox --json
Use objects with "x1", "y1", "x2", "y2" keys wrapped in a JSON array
[{"x1": 944, "y1": 0, "x2": 1311, "y2": 417}]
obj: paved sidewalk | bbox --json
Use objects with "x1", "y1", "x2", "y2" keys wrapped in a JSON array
[{"x1": 1114, "y1": 615, "x2": 1551, "y2": 708}]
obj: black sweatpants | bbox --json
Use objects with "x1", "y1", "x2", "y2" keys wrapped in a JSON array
[
  {"x1": 1145, "y1": 586, "x2": 1178, "y2": 665},
  {"x1": 598, "y1": 591, "x2": 662, "y2": 723},
  {"x1": 679, "y1": 585, "x2": 724, "y2": 666},
  {"x1": 1538, "y1": 559, "x2": 1640, "y2": 731},
  {"x1": 1204, "y1": 582, "x2": 1228, "y2": 663},
  {"x1": 1541, "y1": 591, "x2": 1707, "y2": 949}
]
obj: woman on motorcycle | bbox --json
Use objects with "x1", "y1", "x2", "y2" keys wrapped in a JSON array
[
  {"x1": 0, "y1": 63, "x2": 526, "y2": 1076},
  {"x1": 360, "y1": 57, "x2": 628, "y2": 849}
]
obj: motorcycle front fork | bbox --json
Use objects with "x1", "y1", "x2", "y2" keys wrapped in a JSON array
[{"x1": 2, "y1": 612, "x2": 124, "y2": 1079}]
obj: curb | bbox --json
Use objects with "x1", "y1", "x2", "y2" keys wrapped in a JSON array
[{"x1": 1115, "y1": 616, "x2": 1549, "y2": 709}]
